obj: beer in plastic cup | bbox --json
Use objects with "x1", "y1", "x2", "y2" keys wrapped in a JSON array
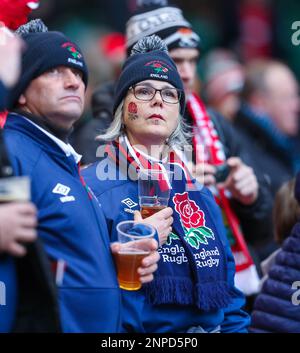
[
  {"x1": 114, "y1": 220, "x2": 155, "y2": 290},
  {"x1": 138, "y1": 169, "x2": 173, "y2": 219}
]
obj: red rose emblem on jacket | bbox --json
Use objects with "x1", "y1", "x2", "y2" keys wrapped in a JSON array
[{"x1": 173, "y1": 192, "x2": 205, "y2": 229}]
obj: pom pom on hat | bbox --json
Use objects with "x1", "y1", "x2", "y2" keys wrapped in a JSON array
[
  {"x1": 130, "y1": 34, "x2": 168, "y2": 55},
  {"x1": 15, "y1": 17, "x2": 48, "y2": 35}
]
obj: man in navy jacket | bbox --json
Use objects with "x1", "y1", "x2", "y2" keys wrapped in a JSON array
[{"x1": 1, "y1": 20, "x2": 160, "y2": 332}]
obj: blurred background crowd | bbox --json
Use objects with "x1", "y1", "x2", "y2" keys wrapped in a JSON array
[{"x1": 27, "y1": 0, "x2": 300, "y2": 153}]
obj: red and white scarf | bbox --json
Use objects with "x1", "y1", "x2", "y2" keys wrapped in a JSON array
[
  {"x1": 104, "y1": 135, "x2": 195, "y2": 192},
  {"x1": 187, "y1": 93, "x2": 260, "y2": 295}
]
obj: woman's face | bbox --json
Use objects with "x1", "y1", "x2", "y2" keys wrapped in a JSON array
[{"x1": 123, "y1": 80, "x2": 180, "y2": 146}]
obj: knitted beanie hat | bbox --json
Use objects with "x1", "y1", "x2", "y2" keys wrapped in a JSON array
[
  {"x1": 126, "y1": 1, "x2": 201, "y2": 55},
  {"x1": 9, "y1": 19, "x2": 88, "y2": 108},
  {"x1": 113, "y1": 35, "x2": 185, "y2": 115}
]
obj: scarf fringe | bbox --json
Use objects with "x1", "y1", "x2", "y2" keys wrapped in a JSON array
[
  {"x1": 144, "y1": 277, "x2": 194, "y2": 306},
  {"x1": 195, "y1": 282, "x2": 234, "y2": 311},
  {"x1": 144, "y1": 278, "x2": 235, "y2": 311}
]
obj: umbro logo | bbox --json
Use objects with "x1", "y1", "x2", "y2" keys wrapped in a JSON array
[
  {"x1": 121, "y1": 198, "x2": 138, "y2": 209},
  {"x1": 121, "y1": 198, "x2": 138, "y2": 213},
  {"x1": 52, "y1": 183, "x2": 75, "y2": 203}
]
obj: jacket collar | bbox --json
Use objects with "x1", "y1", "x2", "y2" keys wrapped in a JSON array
[
  {"x1": 23, "y1": 118, "x2": 82, "y2": 164},
  {"x1": 5, "y1": 113, "x2": 80, "y2": 174}
]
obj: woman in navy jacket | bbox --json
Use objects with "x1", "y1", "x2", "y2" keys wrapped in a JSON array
[{"x1": 83, "y1": 35, "x2": 250, "y2": 333}]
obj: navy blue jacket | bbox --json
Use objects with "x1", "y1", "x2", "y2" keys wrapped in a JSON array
[
  {"x1": 83, "y1": 154, "x2": 250, "y2": 333},
  {"x1": 1, "y1": 113, "x2": 122, "y2": 332},
  {"x1": 250, "y1": 222, "x2": 300, "y2": 333}
]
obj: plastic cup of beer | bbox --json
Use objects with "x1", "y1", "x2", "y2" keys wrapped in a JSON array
[
  {"x1": 138, "y1": 168, "x2": 173, "y2": 219},
  {"x1": 114, "y1": 220, "x2": 156, "y2": 291}
]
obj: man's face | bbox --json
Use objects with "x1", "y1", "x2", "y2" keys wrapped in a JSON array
[
  {"x1": 169, "y1": 47, "x2": 199, "y2": 96},
  {"x1": 263, "y1": 66, "x2": 300, "y2": 136},
  {"x1": 18, "y1": 65, "x2": 85, "y2": 132}
]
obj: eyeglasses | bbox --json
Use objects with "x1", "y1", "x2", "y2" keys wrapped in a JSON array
[{"x1": 130, "y1": 85, "x2": 182, "y2": 104}]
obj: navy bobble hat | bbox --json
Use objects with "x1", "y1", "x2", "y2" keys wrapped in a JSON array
[
  {"x1": 9, "y1": 19, "x2": 88, "y2": 108},
  {"x1": 113, "y1": 35, "x2": 185, "y2": 115}
]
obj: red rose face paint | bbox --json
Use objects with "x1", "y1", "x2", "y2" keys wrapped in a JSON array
[
  {"x1": 128, "y1": 102, "x2": 138, "y2": 114},
  {"x1": 127, "y1": 102, "x2": 138, "y2": 120}
]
